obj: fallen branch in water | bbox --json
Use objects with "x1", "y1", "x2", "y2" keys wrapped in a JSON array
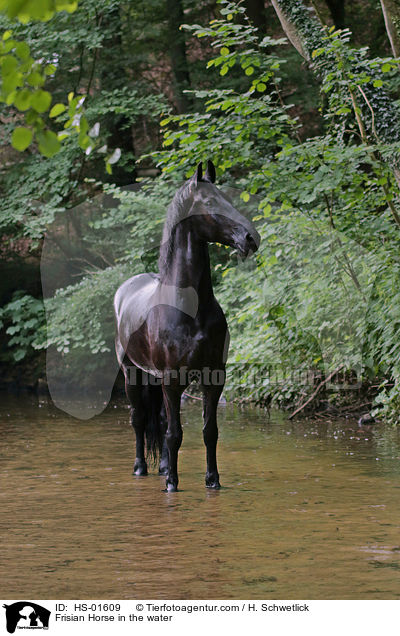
[
  {"x1": 182, "y1": 391, "x2": 231, "y2": 404},
  {"x1": 339, "y1": 401, "x2": 372, "y2": 414},
  {"x1": 182, "y1": 391, "x2": 203, "y2": 401},
  {"x1": 288, "y1": 364, "x2": 345, "y2": 420}
]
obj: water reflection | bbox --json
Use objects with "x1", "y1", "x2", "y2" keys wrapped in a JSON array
[{"x1": 1, "y1": 395, "x2": 400, "y2": 599}]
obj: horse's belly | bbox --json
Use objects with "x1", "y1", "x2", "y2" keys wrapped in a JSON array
[
  {"x1": 115, "y1": 273, "x2": 229, "y2": 376},
  {"x1": 115, "y1": 276, "x2": 201, "y2": 376},
  {"x1": 124, "y1": 310, "x2": 225, "y2": 376}
]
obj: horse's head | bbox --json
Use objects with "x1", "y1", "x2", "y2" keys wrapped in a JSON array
[{"x1": 187, "y1": 160, "x2": 260, "y2": 257}]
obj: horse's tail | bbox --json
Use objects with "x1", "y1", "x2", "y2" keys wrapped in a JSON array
[{"x1": 142, "y1": 382, "x2": 165, "y2": 466}]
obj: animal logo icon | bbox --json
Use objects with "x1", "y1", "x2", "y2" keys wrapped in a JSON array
[{"x1": 3, "y1": 602, "x2": 51, "y2": 633}]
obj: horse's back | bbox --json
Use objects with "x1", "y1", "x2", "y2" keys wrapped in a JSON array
[
  {"x1": 114, "y1": 272, "x2": 159, "y2": 318},
  {"x1": 114, "y1": 272, "x2": 159, "y2": 347}
]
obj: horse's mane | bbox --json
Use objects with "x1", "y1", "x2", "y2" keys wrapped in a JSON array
[{"x1": 158, "y1": 178, "x2": 193, "y2": 274}]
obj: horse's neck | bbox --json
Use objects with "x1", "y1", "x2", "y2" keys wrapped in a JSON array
[{"x1": 159, "y1": 223, "x2": 214, "y2": 305}]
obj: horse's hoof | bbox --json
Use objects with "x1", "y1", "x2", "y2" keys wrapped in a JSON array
[
  {"x1": 205, "y1": 473, "x2": 221, "y2": 489},
  {"x1": 133, "y1": 461, "x2": 148, "y2": 476},
  {"x1": 164, "y1": 481, "x2": 178, "y2": 492},
  {"x1": 206, "y1": 481, "x2": 221, "y2": 489}
]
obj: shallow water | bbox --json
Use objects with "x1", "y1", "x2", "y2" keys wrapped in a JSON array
[{"x1": 1, "y1": 395, "x2": 400, "y2": 599}]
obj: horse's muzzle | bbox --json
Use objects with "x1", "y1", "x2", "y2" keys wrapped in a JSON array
[{"x1": 236, "y1": 231, "x2": 260, "y2": 257}]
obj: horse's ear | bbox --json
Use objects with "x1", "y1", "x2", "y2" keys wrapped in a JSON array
[
  {"x1": 192, "y1": 162, "x2": 203, "y2": 184},
  {"x1": 204, "y1": 159, "x2": 216, "y2": 184}
]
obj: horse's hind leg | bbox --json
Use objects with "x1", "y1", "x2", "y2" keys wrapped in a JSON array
[
  {"x1": 202, "y1": 382, "x2": 223, "y2": 489},
  {"x1": 122, "y1": 362, "x2": 147, "y2": 476}
]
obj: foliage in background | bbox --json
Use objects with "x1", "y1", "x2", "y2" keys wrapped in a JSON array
[
  {"x1": 0, "y1": 1, "x2": 113, "y2": 165},
  {"x1": 154, "y1": 0, "x2": 400, "y2": 418},
  {"x1": 1, "y1": 0, "x2": 400, "y2": 423}
]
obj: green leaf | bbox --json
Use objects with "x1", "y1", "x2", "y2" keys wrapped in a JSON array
[
  {"x1": 1, "y1": 54, "x2": 18, "y2": 76},
  {"x1": 5, "y1": 90, "x2": 16, "y2": 105},
  {"x1": 26, "y1": 71, "x2": 45, "y2": 87},
  {"x1": 220, "y1": 65, "x2": 229, "y2": 76},
  {"x1": 25, "y1": 110, "x2": 40, "y2": 125},
  {"x1": 78, "y1": 132, "x2": 90, "y2": 150},
  {"x1": 15, "y1": 41, "x2": 30, "y2": 61},
  {"x1": 49, "y1": 103, "x2": 66, "y2": 117},
  {"x1": 336, "y1": 106, "x2": 351, "y2": 115},
  {"x1": 55, "y1": 0, "x2": 78, "y2": 13},
  {"x1": 78, "y1": 114, "x2": 88, "y2": 134},
  {"x1": 14, "y1": 88, "x2": 31, "y2": 110},
  {"x1": 256, "y1": 82, "x2": 267, "y2": 92},
  {"x1": 382, "y1": 63, "x2": 391, "y2": 72},
  {"x1": 245, "y1": 66, "x2": 254, "y2": 76},
  {"x1": 11, "y1": 126, "x2": 33, "y2": 151},
  {"x1": 220, "y1": 46, "x2": 230, "y2": 56},
  {"x1": 241, "y1": 191, "x2": 250, "y2": 202},
  {"x1": 2, "y1": 0, "x2": 77, "y2": 21},
  {"x1": 45, "y1": 63, "x2": 57, "y2": 75},
  {"x1": 37, "y1": 129, "x2": 61, "y2": 157},
  {"x1": 2, "y1": 70, "x2": 23, "y2": 93},
  {"x1": 31, "y1": 90, "x2": 52, "y2": 113},
  {"x1": 373, "y1": 79, "x2": 383, "y2": 88}
]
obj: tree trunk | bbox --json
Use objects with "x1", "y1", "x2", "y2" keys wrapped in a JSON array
[
  {"x1": 269, "y1": 0, "x2": 400, "y2": 147},
  {"x1": 244, "y1": 0, "x2": 267, "y2": 34},
  {"x1": 270, "y1": 0, "x2": 312, "y2": 59},
  {"x1": 97, "y1": 5, "x2": 137, "y2": 185},
  {"x1": 166, "y1": 0, "x2": 192, "y2": 113},
  {"x1": 324, "y1": 0, "x2": 345, "y2": 29},
  {"x1": 380, "y1": 0, "x2": 400, "y2": 56},
  {"x1": 270, "y1": 0, "x2": 400, "y2": 200}
]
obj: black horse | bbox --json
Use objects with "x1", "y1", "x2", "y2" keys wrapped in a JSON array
[{"x1": 114, "y1": 160, "x2": 260, "y2": 491}]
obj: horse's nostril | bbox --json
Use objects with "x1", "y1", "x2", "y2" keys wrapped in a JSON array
[{"x1": 246, "y1": 233, "x2": 258, "y2": 252}]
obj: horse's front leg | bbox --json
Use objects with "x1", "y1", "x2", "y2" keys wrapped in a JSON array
[
  {"x1": 159, "y1": 434, "x2": 169, "y2": 476},
  {"x1": 162, "y1": 384, "x2": 184, "y2": 492},
  {"x1": 202, "y1": 381, "x2": 224, "y2": 489}
]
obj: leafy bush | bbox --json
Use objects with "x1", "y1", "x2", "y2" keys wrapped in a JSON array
[{"x1": 0, "y1": 292, "x2": 45, "y2": 361}]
